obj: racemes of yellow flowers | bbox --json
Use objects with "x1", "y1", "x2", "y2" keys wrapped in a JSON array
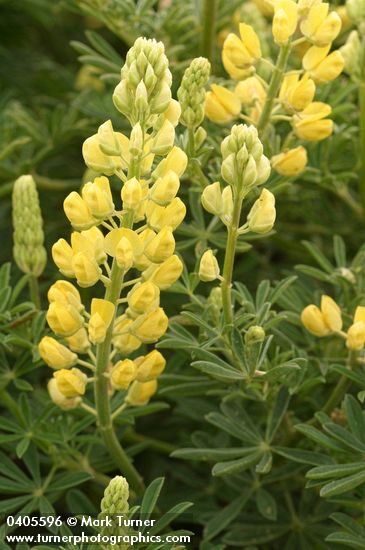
[
  {"x1": 302, "y1": 295, "x2": 365, "y2": 351},
  {"x1": 205, "y1": 0, "x2": 344, "y2": 179},
  {"x1": 38, "y1": 38, "x2": 187, "y2": 417}
]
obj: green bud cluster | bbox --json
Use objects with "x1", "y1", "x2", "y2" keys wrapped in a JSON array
[
  {"x1": 177, "y1": 57, "x2": 211, "y2": 128},
  {"x1": 340, "y1": 31, "x2": 363, "y2": 82},
  {"x1": 220, "y1": 124, "x2": 271, "y2": 192},
  {"x1": 113, "y1": 37, "x2": 172, "y2": 125},
  {"x1": 100, "y1": 476, "x2": 130, "y2": 550},
  {"x1": 346, "y1": 0, "x2": 365, "y2": 25},
  {"x1": 12, "y1": 175, "x2": 47, "y2": 277},
  {"x1": 244, "y1": 325, "x2": 266, "y2": 346}
]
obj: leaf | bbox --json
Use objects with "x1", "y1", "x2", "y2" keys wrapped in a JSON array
[
  {"x1": 13, "y1": 379, "x2": 33, "y2": 392},
  {"x1": 140, "y1": 478, "x2": 164, "y2": 520},
  {"x1": 274, "y1": 447, "x2": 333, "y2": 465},
  {"x1": 262, "y1": 363, "x2": 301, "y2": 383},
  {"x1": 330, "y1": 512, "x2": 365, "y2": 537},
  {"x1": 265, "y1": 386, "x2": 290, "y2": 443},
  {"x1": 307, "y1": 463, "x2": 365, "y2": 480},
  {"x1": 330, "y1": 364, "x2": 365, "y2": 389},
  {"x1": 223, "y1": 523, "x2": 290, "y2": 546},
  {"x1": 171, "y1": 447, "x2": 254, "y2": 461},
  {"x1": 295, "y1": 265, "x2": 331, "y2": 282},
  {"x1": 49, "y1": 472, "x2": 91, "y2": 492},
  {"x1": 149, "y1": 502, "x2": 193, "y2": 535},
  {"x1": 269, "y1": 276, "x2": 297, "y2": 305},
  {"x1": 204, "y1": 494, "x2": 250, "y2": 541},
  {"x1": 212, "y1": 453, "x2": 261, "y2": 477},
  {"x1": 256, "y1": 488, "x2": 277, "y2": 521},
  {"x1": 320, "y1": 470, "x2": 365, "y2": 498},
  {"x1": 16, "y1": 438, "x2": 30, "y2": 458},
  {"x1": 322, "y1": 423, "x2": 365, "y2": 453},
  {"x1": 255, "y1": 452, "x2": 273, "y2": 474},
  {"x1": 344, "y1": 395, "x2": 365, "y2": 444},
  {"x1": 295, "y1": 423, "x2": 348, "y2": 453},
  {"x1": 326, "y1": 532, "x2": 365, "y2": 549},
  {"x1": 302, "y1": 241, "x2": 334, "y2": 273},
  {"x1": 206, "y1": 412, "x2": 261, "y2": 444},
  {"x1": 192, "y1": 361, "x2": 245, "y2": 382},
  {"x1": 333, "y1": 235, "x2": 347, "y2": 267}
]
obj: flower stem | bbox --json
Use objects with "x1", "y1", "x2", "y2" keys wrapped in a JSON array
[
  {"x1": 200, "y1": 0, "x2": 218, "y2": 64},
  {"x1": 257, "y1": 43, "x2": 291, "y2": 138},
  {"x1": 94, "y1": 260, "x2": 145, "y2": 495},
  {"x1": 221, "y1": 192, "x2": 243, "y2": 329},
  {"x1": 29, "y1": 274, "x2": 41, "y2": 310}
]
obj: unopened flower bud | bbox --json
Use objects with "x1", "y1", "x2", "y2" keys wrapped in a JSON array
[
  {"x1": 116, "y1": 237, "x2": 134, "y2": 271},
  {"x1": 97, "y1": 120, "x2": 121, "y2": 156},
  {"x1": 272, "y1": 0, "x2": 298, "y2": 45},
  {"x1": 301, "y1": 305, "x2": 330, "y2": 336},
  {"x1": 199, "y1": 250, "x2": 220, "y2": 282},
  {"x1": 48, "y1": 378, "x2": 81, "y2": 410},
  {"x1": 72, "y1": 252, "x2": 102, "y2": 288},
  {"x1": 151, "y1": 119, "x2": 175, "y2": 156},
  {"x1": 111, "y1": 359, "x2": 137, "y2": 390},
  {"x1": 271, "y1": 146, "x2": 308, "y2": 176},
  {"x1": 125, "y1": 380, "x2": 158, "y2": 406},
  {"x1": 52, "y1": 239, "x2": 75, "y2": 278},
  {"x1": 127, "y1": 282, "x2": 160, "y2": 314},
  {"x1": 48, "y1": 280, "x2": 82, "y2": 312},
  {"x1": 88, "y1": 299, "x2": 115, "y2": 344},
  {"x1": 244, "y1": 325, "x2": 266, "y2": 345},
  {"x1": 82, "y1": 176, "x2": 114, "y2": 219},
  {"x1": 201, "y1": 182, "x2": 223, "y2": 216},
  {"x1": 39, "y1": 336, "x2": 77, "y2": 369},
  {"x1": 131, "y1": 308, "x2": 168, "y2": 343},
  {"x1": 64, "y1": 192, "x2": 96, "y2": 231},
  {"x1": 121, "y1": 177, "x2": 143, "y2": 210},
  {"x1": 321, "y1": 295, "x2": 342, "y2": 332},
  {"x1": 144, "y1": 226, "x2": 175, "y2": 263},
  {"x1": 247, "y1": 189, "x2": 276, "y2": 234},
  {"x1": 54, "y1": 367, "x2": 87, "y2": 397},
  {"x1": 346, "y1": 322, "x2": 365, "y2": 350},
  {"x1": 47, "y1": 302, "x2": 84, "y2": 337},
  {"x1": 142, "y1": 255, "x2": 183, "y2": 289},
  {"x1": 152, "y1": 146, "x2": 188, "y2": 179},
  {"x1": 135, "y1": 350, "x2": 166, "y2": 382},
  {"x1": 66, "y1": 328, "x2": 90, "y2": 354},
  {"x1": 177, "y1": 57, "x2": 211, "y2": 128},
  {"x1": 150, "y1": 171, "x2": 180, "y2": 205}
]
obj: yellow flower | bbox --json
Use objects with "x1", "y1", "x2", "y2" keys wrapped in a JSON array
[
  {"x1": 201, "y1": 182, "x2": 223, "y2": 216},
  {"x1": 73, "y1": 227, "x2": 106, "y2": 265},
  {"x1": 293, "y1": 102, "x2": 333, "y2": 141},
  {"x1": 164, "y1": 99, "x2": 182, "y2": 127},
  {"x1": 125, "y1": 380, "x2": 158, "y2": 406},
  {"x1": 48, "y1": 379, "x2": 81, "y2": 410},
  {"x1": 247, "y1": 189, "x2": 276, "y2": 234},
  {"x1": 151, "y1": 119, "x2": 175, "y2": 156},
  {"x1": 279, "y1": 73, "x2": 316, "y2": 111},
  {"x1": 321, "y1": 295, "x2": 342, "y2": 331},
  {"x1": 111, "y1": 359, "x2": 137, "y2": 390},
  {"x1": 146, "y1": 198, "x2": 186, "y2": 231},
  {"x1": 222, "y1": 186, "x2": 234, "y2": 223},
  {"x1": 52, "y1": 238, "x2": 75, "y2": 278},
  {"x1": 222, "y1": 23, "x2": 261, "y2": 77},
  {"x1": 88, "y1": 299, "x2": 115, "y2": 344},
  {"x1": 66, "y1": 328, "x2": 90, "y2": 354},
  {"x1": 97, "y1": 119, "x2": 122, "y2": 156},
  {"x1": 131, "y1": 308, "x2": 169, "y2": 343},
  {"x1": 82, "y1": 133, "x2": 126, "y2": 175},
  {"x1": 199, "y1": 250, "x2": 220, "y2": 282},
  {"x1": 54, "y1": 367, "x2": 87, "y2": 397},
  {"x1": 298, "y1": 0, "x2": 321, "y2": 17},
  {"x1": 142, "y1": 255, "x2": 183, "y2": 289},
  {"x1": 121, "y1": 177, "x2": 143, "y2": 210},
  {"x1": 303, "y1": 45, "x2": 344, "y2": 83},
  {"x1": 104, "y1": 228, "x2": 143, "y2": 261},
  {"x1": 144, "y1": 227, "x2": 175, "y2": 263},
  {"x1": 47, "y1": 280, "x2": 82, "y2": 311},
  {"x1": 346, "y1": 322, "x2": 365, "y2": 350},
  {"x1": 205, "y1": 84, "x2": 241, "y2": 124},
  {"x1": 135, "y1": 350, "x2": 166, "y2": 382},
  {"x1": 300, "y1": 4, "x2": 342, "y2": 47},
  {"x1": 152, "y1": 146, "x2": 188, "y2": 179},
  {"x1": 113, "y1": 317, "x2": 142, "y2": 354},
  {"x1": 127, "y1": 282, "x2": 160, "y2": 314},
  {"x1": 150, "y1": 171, "x2": 180, "y2": 206},
  {"x1": 272, "y1": 0, "x2": 298, "y2": 45},
  {"x1": 234, "y1": 77, "x2": 266, "y2": 106},
  {"x1": 81, "y1": 176, "x2": 114, "y2": 219},
  {"x1": 301, "y1": 304, "x2": 330, "y2": 336},
  {"x1": 354, "y1": 306, "x2": 365, "y2": 324},
  {"x1": 72, "y1": 252, "x2": 102, "y2": 288},
  {"x1": 222, "y1": 52, "x2": 251, "y2": 81},
  {"x1": 63, "y1": 192, "x2": 96, "y2": 231},
  {"x1": 116, "y1": 237, "x2": 134, "y2": 271},
  {"x1": 271, "y1": 146, "x2": 308, "y2": 176},
  {"x1": 46, "y1": 302, "x2": 84, "y2": 337},
  {"x1": 39, "y1": 336, "x2": 77, "y2": 369}
]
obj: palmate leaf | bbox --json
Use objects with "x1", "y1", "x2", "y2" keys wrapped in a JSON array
[
  {"x1": 203, "y1": 493, "x2": 251, "y2": 542},
  {"x1": 320, "y1": 470, "x2": 365, "y2": 498}
]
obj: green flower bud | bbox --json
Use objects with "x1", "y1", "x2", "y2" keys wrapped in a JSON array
[
  {"x1": 340, "y1": 31, "x2": 363, "y2": 82},
  {"x1": 244, "y1": 325, "x2": 266, "y2": 345},
  {"x1": 177, "y1": 57, "x2": 211, "y2": 128},
  {"x1": 100, "y1": 476, "x2": 130, "y2": 550},
  {"x1": 346, "y1": 0, "x2": 365, "y2": 25},
  {"x1": 221, "y1": 124, "x2": 270, "y2": 191},
  {"x1": 12, "y1": 175, "x2": 47, "y2": 277}
]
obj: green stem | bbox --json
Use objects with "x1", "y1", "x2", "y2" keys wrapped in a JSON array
[
  {"x1": 200, "y1": 0, "x2": 218, "y2": 64},
  {"x1": 122, "y1": 429, "x2": 177, "y2": 455},
  {"x1": 94, "y1": 260, "x2": 144, "y2": 495},
  {"x1": 359, "y1": 80, "x2": 365, "y2": 215},
  {"x1": 221, "y1": 192, "x2": 243, "y2": 329},
  {"x1": 257, "y1": 43, "x2": 291, "y2": 138},
  {"x1": 29, "y1": 274, "x2": 41, "y2": 310}
]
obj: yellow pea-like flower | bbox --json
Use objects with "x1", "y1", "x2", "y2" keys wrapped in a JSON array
[
  {"x1": 247, "y1": 189, "x2": 276, "y2": 234},
  {"x1": 97, "y1": 119, "x2": 121, "y2": 156},
  {"x1": 279, "y1": 73, "x2": 316, "y2": 111},
  {"x1": 72, "y1": 252, "x2": 102, "y2": 288},
  {"x1": 301, "y1": 304, "x2": 330, "y2": 336},
  {"x1": 48, "y1": 379, "x2": 81, "y2": 410},
  {"x1": 152, "y1": 146, "x2": 188, "y2": 179},
  {"x1": 222, "y1": 52, "x2": 251, "y2": 81},
  {"x1": 52, "y1": 239, "x2": 75, "y2": 278},
  {"x1": 164, "y1": 99, "x2": 182, "y2": 127},
  {"x1": 116, "y1": 236, "x2": 134, "y2": 271},
  {"x1": 113, "y1": 316, "x2": 142, "y2": 354},
  {"x1": 46, "y1": 302, "x2": 84, "y2": 337},
  {"x1": 346, "y1": 322, "x2": 365, "y2": 350},
  {"x1": 300, "y1": 3, "x2": 342, "y2": 47},
  {"x1": 127, "y1": 282, "x2": 160, "y2": 314},
  {"x1": 199, "y1": 250, "x2": 220, "y2": 282},
  {"x1": 354, "y1": 306, "x2": 365, "y2": 324},
  {"x1": 205, "y1": 84, "x2": 241, "y2": 124},
  {"x1": 235, "y1": 77, "x2": 266, "y2": 106},
  {"x1": 303, "y1": 45, "x2": 344, "y2": 83},
  {"x1": 146, "y1": 197, "x2": 186, "y2": 231},
  {"x1": 82, "y1": 134, "x2": 127, "y2": 175},
  {"x1": 63, "y1": 192, "x2": 96, "y2": 231},
  {"x1": 131, "y1": 308, "x2": 169, "y2": 343},
  {"x1": 150, "y1": 170, "x2": 180, "y2": 205},
  {"x1": 222, "y1": 186, "x2": 234, "y2": 223},
  {"x1": 125, "y1": 380, "x2": 158, "y2": 406},
  {"x1": 222, "y1": 23, "x2": 261, "y2": 78},
  {"x1": 144, "y1": 226, "x2": 175, "y2": 263},
  {"x1": 293, "y1": 102, "x2": 333, "y2": 141},
  {"x1": 201, "y1": 182, "x2": 223, "y2": 216},
  {"x1": 272, "y1": 0, "x2": 298, "y2": 45},
  {"x1": 66, "y1": 328, "x2": 90, "y2": 354},
  {"x1": 47, "y1": 280, "x2": 82, "y2": 311},
  {"x1": 78, "y1": 227, "x2": 106, "y2": 264},
  {"x1": 54, "y1": 367, "x2": 87, "y2": 397},
  {"x1": 88, "y1": 298, "x2": 115, "y2": 344},
  {"x1": 82, "y1": 176, "x2": 114, "y2": 219},
  {"x1": 151, "y1": 119, "x2": 175, "y2": 156},
  {"x1": 298, "y1": 0, "x2": 322, "y2": 17},
  {"x1": 39, "y1": 336, "x2": 77, "y2": 369},
  {"x1": 271, "y1": 146, "x2": 308, "y2": 176},
  {"x1": 321, "y1": 295, "x2": 342, "y2": 332},
  {"x1": 104, "y1": 228, "x2": 143, "y2": 259},
  {"x1": 142, "y1": 254, "x2": 183, "y2": 289},
  {"x1": 121, "y1": 177, "x2": 143, "y2": 210},
  {"x1": 111, "y1": 359, "x2": 137, "y2": 390},
  {"x1": 135, "y1": 350, "x2": 166, "y2": 382}
]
